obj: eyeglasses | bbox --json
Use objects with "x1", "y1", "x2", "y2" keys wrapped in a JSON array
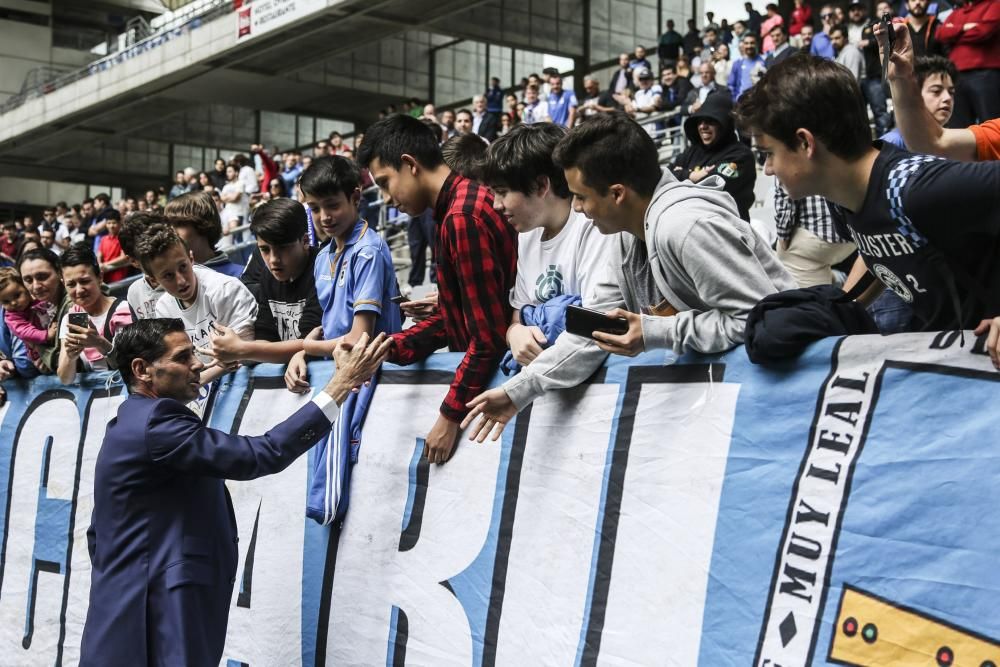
[{"x1": 821, "y1": 12, "x2": 833, "y2": 18}]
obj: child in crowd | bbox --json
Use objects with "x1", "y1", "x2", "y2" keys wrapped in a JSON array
[
  {"x1": 135, "y1": 223, "x2": 258, "y2": 386},
  {"x1": 120, "y1": 212, "x2": 165, "y2": 319},
  {"x1": 56, "y1": 244, "x2": 135, "y2": 384},
  {"x1": 0, "y1": 267, "x2": 58, "y2": 372},
  {"x1": 283, "y1": 156, "x2": 402, "y2": 393},
  {"x1": 480, "y1": 122, "x2": 617, "y2": 371},
  {"x1": 164, "y1": 191, "x2": 245, "y2": 277},
  {"x1": 206, "y1": 197, "x2": 323, "y2": 366},
  {"x1": 1, "y1": 222, "x2": 18, "y2": 265},
  {"x1": 96, "y1": 210, "x2": 131, "y2": 284}
]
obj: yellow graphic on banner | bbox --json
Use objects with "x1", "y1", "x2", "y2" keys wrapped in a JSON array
[{"x1": 829, "y1": 586, "x2": 1000, "y2": 666}]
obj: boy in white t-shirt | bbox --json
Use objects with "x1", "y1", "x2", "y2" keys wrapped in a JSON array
[
  {"x1": 135, "y1": 223, "x2": 258, "y2": 386},
  {"x1": 120, "y1": 211, "x2": 165, "y2": 318},
  {"x1": 481, "y1": 122, "x2": 616, "y2": 368}
]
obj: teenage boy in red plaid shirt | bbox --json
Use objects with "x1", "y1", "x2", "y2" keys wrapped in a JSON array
[{"x1": 358, "y1": 114, "x2": 517, "y2": 464}]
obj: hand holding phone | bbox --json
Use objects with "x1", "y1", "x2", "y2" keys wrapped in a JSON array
[{"x1": 565, "y1": 305, "x2": 629, "y2": 339}]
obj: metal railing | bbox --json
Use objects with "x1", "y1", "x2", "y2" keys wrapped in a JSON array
[{"x1": 0, "y1": 0, "x2": 235, "y2": 116}]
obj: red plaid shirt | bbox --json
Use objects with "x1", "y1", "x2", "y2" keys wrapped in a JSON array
[{"x1": 389, "y1": 173, "x2": 517, "y2": 422}]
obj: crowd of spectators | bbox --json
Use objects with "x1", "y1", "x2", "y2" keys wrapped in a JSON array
[{"x1": 0, "y1": 2, "x2": 998, "y2": 446}]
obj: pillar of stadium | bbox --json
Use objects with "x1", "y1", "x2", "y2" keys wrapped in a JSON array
[{"x1": 0, "y1": 0, "x2": 700, "y2": 208}]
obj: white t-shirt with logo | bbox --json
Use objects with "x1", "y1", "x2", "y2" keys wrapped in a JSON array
[
  {"x1": 127, "y1": 276, "x2": 165, "y2": 319},
  {"x1": 154, "y1": 264, "x2": 258, "y2": 360},
  {"x1": 509, "y1": 210, "x2": 617, "y2": 310}
]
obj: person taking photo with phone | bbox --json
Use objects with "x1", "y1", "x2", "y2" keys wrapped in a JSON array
[
  {"x1": 56, "y1": 243, "x2": 135, "y2": 385},
  {"x1": 462, "y1": 111, "x2": 794, "y2": 442}
]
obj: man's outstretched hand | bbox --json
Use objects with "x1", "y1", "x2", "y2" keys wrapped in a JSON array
[
  {"x1": 462, "y1": 388, "x2": 518, "y2": 442},
  {"x1": 324, "y1": 332, "x2": 393, "y2": 405}
]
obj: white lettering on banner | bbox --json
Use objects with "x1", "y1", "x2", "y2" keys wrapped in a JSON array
[
  {"x1": 756, "y1": 349, "x2": 878, "y2": 666},
  {"x1": 0, "y1": 394, "x2": 80, "y2": 665},
  {"x1": 755, "y1": 332, "x2": 996, "y2": 665},
  {"x1": 327, "y1": 382, "x2": 499, "y2": 665},
  {"x1": 494, "y1": 385, "x2": 619, "y2": 665},
  {"x1": 599, "y1": 382, "x2": 739, "y2": 665},
  {"x1": 223, "y1": 384, "x2": 311, "y2": 666},
  {"x1": 62, "y1": 390, "x2": 127, "y2": 667}
]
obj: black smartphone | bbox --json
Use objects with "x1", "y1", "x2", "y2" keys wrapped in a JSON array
[
  {"x1": 68, "y1": 312, "x2": 90, "y2": 329},
  {"x1": 390, "y1": 294, "x2": 408, "y2": 305},
  {"x1": 565, "y1": 305, "x2": 629, "y2": 338}
]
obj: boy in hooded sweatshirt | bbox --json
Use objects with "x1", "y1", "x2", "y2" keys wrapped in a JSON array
[
  {"x1": 461, "y1": 111, "x2": 796, "y2": 441},
  {"x1": 668, "y1": 93, "x2": 757, "y2": 221}
]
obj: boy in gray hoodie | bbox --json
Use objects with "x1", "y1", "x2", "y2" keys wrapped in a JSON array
[{"x1": 462, "y1": 111, "x2": 795, "y2": 442}]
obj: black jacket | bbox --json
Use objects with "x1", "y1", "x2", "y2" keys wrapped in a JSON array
[{"x1": 669, "y1": 93, "x2": 756, "y2": 220}]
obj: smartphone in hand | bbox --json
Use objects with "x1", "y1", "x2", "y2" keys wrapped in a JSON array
[
  {"x1": 68, "y1": 312, "x2": 90, "y2": 329},
  {"x1": 565, "y1": 305, "x2": 629, "y2": 338}
]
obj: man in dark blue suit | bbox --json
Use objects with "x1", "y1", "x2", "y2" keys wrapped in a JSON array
[{"x1": 80, "y1": 318, "x2": 391, "y2": 666}]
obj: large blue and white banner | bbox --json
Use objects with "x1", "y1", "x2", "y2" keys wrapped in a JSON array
[{"x1": 1, "y1": 332, "x2": 998, "y2": 666}]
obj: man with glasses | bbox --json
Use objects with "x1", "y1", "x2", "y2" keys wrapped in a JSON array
[{"x1": 810, "y1": 4, "x2": 837, "y2": 59}]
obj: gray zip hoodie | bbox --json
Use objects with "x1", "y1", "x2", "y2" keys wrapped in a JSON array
[{"x1": 503, "y1": 169, "x2": 795, "y2": 409}]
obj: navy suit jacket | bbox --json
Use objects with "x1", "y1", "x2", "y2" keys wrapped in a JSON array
[{"x1": 80, "y1": 393, "x2": 333, "y2": 666}]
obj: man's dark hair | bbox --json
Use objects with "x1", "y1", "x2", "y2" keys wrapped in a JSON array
[
  {"x1": 441, "y1": 134, "x2": 488, "y2": 180},
  {"x1": 705, "y1": 27, "x2": 718, "y2": 35},
  {"x1": 742, "y1": 31, "x2": 759, "y2": 42},
  {"x1": 2, "y1": 220, "x2": 15, "y2": 230},
  {"x1": 915, "y1": 54, "x2": 958, "y2": 89},
  {"x1": 250, "y1": 198, "x2": 308, "y2": 245},
  {"x1": 103, "y1": 209, "x2": 122, "y2": 223},
  {"x1": 113, "y1": 318, "x2": 187, "y2": 389},
  {"x1": 355, "y1": 114, "x2": 444, "y2": 170},
  {"x1": 134, "y1": 223, "x2": 187, "y2": 271},
  {"x1": 482, "y1": 123, "x2": 571, "y2": 199},
  {"x1": 94, "y1": 193, "x2": 110, "y2": 205},
  {"x1": 16, "y1": 247, "x2": 60, "y2": 274},
  {"x1": 164, "y1": 191, "x2": 223, "y2": 247},
  {"x1": 119, "y1": 211, "x2": 164, "y2": 257},
  {"x1": 734, "y1": 54, "x2": 872, "y2": 160},
  {"x1": 299, "y1": 155, "x2": 362, "y2": 200},
  {"x1": 770, "y1": 22, "x2": 788, "y2": 36},
  {"x1": 60, "y1": 242, "x2": 101, "y2": 277},
  {"x1": 456, "y1": 108, "x2": 473, "y2": 120},
  {"x1": 82, "y1": 198, "x2": 94, "y2": 206},
  {"x1": 552, "y1": 111, "x2": 660, "y2": 198},
  {"x1": 830, "y1": 24, "x2": 849, "y2": 39}
]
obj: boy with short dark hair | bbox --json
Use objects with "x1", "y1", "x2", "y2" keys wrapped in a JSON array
[
  {"x1": 205, "y1": 198, "x2": 323, "y2": 366},
  {"x1": 120, "y1": 211, "x2": 165, "y2": 318},
  {"x1": 282, "y1": 156, "x2": 402, "y2": 393},
  {"x1": 164, "y1": 191, "x2": 244, "y2": 277},
  {"x1": 96, "y1": 210, "x2": 131, "y2": 284},
  {"x1": 358, "y1": 113, "x2": 517, "y2": 464},
  {"x1": 734, "y1": 55, "x2": 1000, "y2": 354}
]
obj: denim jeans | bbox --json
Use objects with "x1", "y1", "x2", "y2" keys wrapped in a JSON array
[
  {"x1": 861, "y1": 77, "x2": 892, "y2": 137},
  {"x1": 868, "y1": 289, "x2": 914, "y2": 334}
]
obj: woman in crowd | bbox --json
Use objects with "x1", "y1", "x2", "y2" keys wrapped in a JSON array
[
  {"x1": 198, "y1": 171, "x2": 213, "y2": 191},
  {"x1": 219, "y1": 161, "x2": 249, "y2": 250},
  {"x1": 56, "y1": 244, "x2": 134, "y2": 385},
  {"x1": 713, "y1": 44, "x2": 733, "y2": 86},
  {"x1": 17, "y1": 248, "x2": 71, "y2": 373},
  {"x1": 676, "y1": 54, "x2": 693, "y2": 80},
  {"x1": 668, "y1": 93, "x2": 756, "y2": 221},
  {"x1": 790, "y1": 0, "x2": 812, "y2": 37}
]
